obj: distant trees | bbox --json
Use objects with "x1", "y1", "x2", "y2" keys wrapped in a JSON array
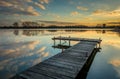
[
  {"x1": 96, "y1": 24, "x2": 106, "y2": 28},
  {"x1": 22, "y1": 21, "x2": 40, "y2": 27},
  {"x1": 103, "y1": 24, "x2": 106, "y2": 28},
  {"x1": 41, "y1": 23, "x2": 45, "y2": 26},
  {"x1": 13, "y1": 22, "x2": 19, "y2": 27}
]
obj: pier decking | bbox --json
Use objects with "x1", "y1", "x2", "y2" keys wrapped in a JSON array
[{"x1": 12, "y1": 37, "x2": 102, "y2": 79}]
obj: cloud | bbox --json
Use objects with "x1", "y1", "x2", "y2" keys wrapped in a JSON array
[
  {"x1": 27, "y1": 6, "x2": 40, "y2": 16},
  {"x1": 37, "y1": 47, "x2": 46, "y2": 53},
  {"x1": 35, "y1": 2, "x2": 46, "y2": 10},
  {"x1": 0, "y1": 49, "x2": 16, "y2": 56},
  {"x1": 5, "y1": 49, "x2": 16, "y2": 54},
  {"x1": 71, "y1": 11, "x2": 79, "y2": 16},
  {"x1": 13, "y1": 14, "x2": 20, "y2": 16},
  {"x1": 109, "y1": 58, "x2": 120, "y2": 77},
  {"x1": 28, "y1": 40, "x2": 40, "y2": 50},
  {"x1": 109, "y1": 22, "x2": 120, "y2": 24},
  {"x1": 0, "y1": 1, "x2": 13, "y2": 7},
  {"x1": 38, "y1": 20, "x2": 77, "y2": 24},
  {"x1": 47, "y1": 13, "x2": 61, "y2": 19},
  {"x1": 92, "y1": 9, "x2": 106, "y2": 15},
  {"x1": 103, "y1": 40, "x2": 120, "y2": 49},
  {"x1": 39, "y1": 0, "x2": 50, "y2": 4},
  {"x1": 26, "y1": 0, "x2": 33, "y2": 3},
  {"x1": 0, "y1": 5, "x2": 40, "y2": 16},
  {"x1": 77, "y1": 6, "x2": 88, "y2": 11},
  {"x1": 110, "y1": 59, "x2": 120, "y2": 67},
  {"x1": 84, "y1": 17, "x2": 93, "y2": 20},
  {"x1": 0, "y1": 0, "x2": 50, "y2": 16},
  {"x1": 92, "y1": 8, "x2": 120, "y2": 17},
  {"x1": 43, "y1": 52, "x2": 49, "y2": 57},
  {"x1": 41, "y1": 52, "x2": 49, "y2": 57},
  {"x1": 108, "y1": 22, "x2": 120, "y2": 24}
]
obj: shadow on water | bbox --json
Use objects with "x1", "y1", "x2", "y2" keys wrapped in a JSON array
[{"x1": 75, "y1": 48, "x2": 101, "y2": 79}]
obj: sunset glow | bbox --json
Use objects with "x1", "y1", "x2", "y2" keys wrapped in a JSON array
[{"x1": 0, "y1": 0, "x2": 120, "y2": 26}]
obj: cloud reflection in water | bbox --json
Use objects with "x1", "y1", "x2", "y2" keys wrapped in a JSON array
[
  {"x1": 0, "y1": 40, "x2": 50, "y2": 79},
  {"x1": 110, "y1": 59, "x2": 120, "y2": 78}
]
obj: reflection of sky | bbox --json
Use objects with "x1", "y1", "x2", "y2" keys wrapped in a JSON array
[
  {"x1": 0, "y1": 29, "x2": 61, "y2": 79},
  {"x1": 0, "y1": 29, "x2": 120, "y2": 79}
]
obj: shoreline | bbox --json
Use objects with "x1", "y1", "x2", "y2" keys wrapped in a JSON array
[{"x1": 0, "y1": 27, "x2": 119, "y2": 29}]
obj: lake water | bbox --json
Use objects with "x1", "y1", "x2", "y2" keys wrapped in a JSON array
[{"x1": 0, "y1": 29, "x2": 120, "y2": 79}]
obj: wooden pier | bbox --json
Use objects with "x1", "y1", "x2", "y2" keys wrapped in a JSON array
[{"x1": 11, "y1": 36, "x2": 102, "y2": 79}]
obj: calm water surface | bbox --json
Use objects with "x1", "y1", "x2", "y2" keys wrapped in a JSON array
[{"x1": 0, "y1": 29, "x2": 120, "y2": 79}]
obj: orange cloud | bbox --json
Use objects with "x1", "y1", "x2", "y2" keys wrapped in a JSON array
[
  {"x1": 37, "y1": 47, "x2": 46, "y2": 53},
  {"x1": 28, "y1": 40, "x2": 40, "y2": 50},
  {"x1": 42, "y1": 52, "x2": 49, "y2": 57},
  {"x1": 93, "y1": 9, "x2": 104, "y2": 15},
  {"x1": 110, "y1": 59, "x2": 120, "y2": 67},
  {"x1": 109, "y1": 58, "x2": 120, "y2": 77},
  {"x1": 92, "y1": 8, "x2": 120, "y2": 17},
  {"x1": 0, "y1": 0, "x2": 48, "y2": 16},
  {"x1": 71, "y1": 11, "x2": 79, "y2": 16},
  {"x1": 40, "y1": 0, "x2": 50, "y2": 4},
  {"x1": 84, "y1": 17, "x2": 93, "y2": 20},
  {"x1": 0, "y1": 1, "x2": 13, "y2": 7},
  {"x1": 103, "y1": 40, "x2": 120, "y2": 49},
  {"x1": 26, "y1": 0, "x2": 33, "y2": 3},
  {"x1": 27, "y1": 6, "x2": 40, "y2": 16}
]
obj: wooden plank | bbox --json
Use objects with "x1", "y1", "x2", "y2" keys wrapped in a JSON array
[
  {"x1": 28, "y1": 67, "x2": 72, "y2": 79},
  {"x1": 48, "y1": 56, "x2": 86, "y2": 66},
  {"x1": 29, "y1": 63, "x2": 76, "y2": 78},
  {"x1": 49, "y1": 56, "x2": 86, "y2": 65},
  {"x1": 44, "y1": 60, "x2": 85, "y2": 70},
  {"x1": 18, "y1": 71, "x2": 54, "y2": 79}
]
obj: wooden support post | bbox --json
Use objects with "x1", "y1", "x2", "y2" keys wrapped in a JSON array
[
  {"x1": 99, "y1": 38, "x2": 101, "y2": 48},
  {"x1": 69, "y1": 36, "x2": 71, "y2": 46},
  {"x1": 97, "y1": 44, "x2": 98, "y2": 48},
  {"x1": 95, "y1": 44, "x2": 97, "y2": 48},
  {"x1": 60, "y1": 36, "x2": 61, "y2": 45},
  {"x1": 98, "y1": 43, "x2": 101, "y2": 48},
  {"x1": 53, "y1": 36, "x2": 56, "y2": 46},
  {"x1": 54, "y1": 39, "x2": 55, "y2": 46}
]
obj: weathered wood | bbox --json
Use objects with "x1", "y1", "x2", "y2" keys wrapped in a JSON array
[
  {"x1": 11, "y1": 37, "x2": 102, "y2": 79},
  {"x1": 28, "y1": 66, "x2": 72, "y2": 79},
  {"x1": 19, "y1": 71, "x2": 54, "y2": 79}
]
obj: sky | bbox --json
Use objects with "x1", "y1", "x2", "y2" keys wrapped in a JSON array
[{"x1": 0, "y1": 0, "x2": 120, "y2": 26}]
